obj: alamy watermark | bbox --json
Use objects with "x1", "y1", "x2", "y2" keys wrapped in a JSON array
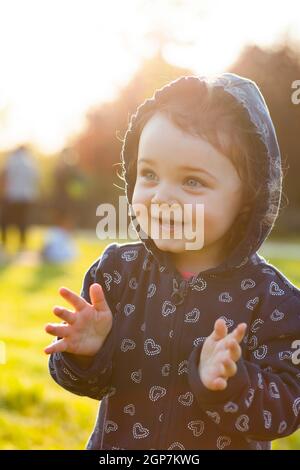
[
  {"x1": 291, "y1": 80, "x2": 300, "y2": 104},
  {"x1": 96, "y1": 196, "x2": 204, "y2": 250},
  {"x1": 292, "y1": 340, "x2": 300, "y2": 365}
]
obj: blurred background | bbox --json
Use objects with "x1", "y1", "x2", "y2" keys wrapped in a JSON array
[{"x1": 0, "y1": 0, "x2": 299, "y2": 449}]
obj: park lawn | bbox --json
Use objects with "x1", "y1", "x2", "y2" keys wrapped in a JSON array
[{"x1": 0, "y1": 227, "x2": 299, "y2": 449}]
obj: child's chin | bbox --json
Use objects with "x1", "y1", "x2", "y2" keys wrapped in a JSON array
[{"x1": 152, "y1": 238, "x2": 186, "y2": 253}]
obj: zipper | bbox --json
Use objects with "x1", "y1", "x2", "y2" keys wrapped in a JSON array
[
  {"x1": 158, "y1": 274, "x2": 192, "y2": 449},
  {"x1": 159, "y1": 293, "x2": 186, "y2": 449},
  {"x1": 170, "y1": 272, "x2": 208, "y2": 305},
  {"x1": 170, "y1": 277, "x2": 189, "y2": 306},
  {"x1": 159, "y1": 273, "x2": 212, "y2": 449}
]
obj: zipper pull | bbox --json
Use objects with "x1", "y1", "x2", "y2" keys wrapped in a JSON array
[{"x1": 171, "y1": 277, "x2": 189, "y2": 306}]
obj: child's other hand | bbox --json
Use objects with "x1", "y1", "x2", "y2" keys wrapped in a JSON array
[
  {"x1": 199, "y1": 318, "x2": 247, "y2": 391},
  {"x1": 44, "y1": 283, "x2": 113, "y2": 356}
]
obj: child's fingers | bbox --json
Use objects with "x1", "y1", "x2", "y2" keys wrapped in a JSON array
[
  {"x1": 59, "y1": 287, "x2": 86, "y2": 311},
  {"x1": 215, "y1": 352, "x2": 237, "y2": 379},
  {"x1": 211, "y1": 318, "x2": 228, "y2": 341},
  {"x1": 212, "y1": 377, "x2": 227, "y2": 391},
  {"x1": 89, "y1": 283, "x2": 108, "y2": 311},
  {"x1": 45, "y1": 322, "x2": 70, "y2": 338},
  {"x1": 44, "y1": 338, "x2": 67, "y2": 355},
  {"x1": 226, "y1": 339, "x2": 242, "y2": 362},
  {"x1": 229, "y1": 323, "x2": 247, "y2": 343},
  {"x1": 223, "y1": 355, "x2": 237, "y2": 377},
  {"x1": 218, "y1": 362, "x2": 226, "y2": 377},
  {"x1": 53, "y1": 306, "x2": 76, "y2": 324}
]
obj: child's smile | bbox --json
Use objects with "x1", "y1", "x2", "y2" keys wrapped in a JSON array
[{"x1": 132, "y1": 111, "x2": 248, "y2": 273}]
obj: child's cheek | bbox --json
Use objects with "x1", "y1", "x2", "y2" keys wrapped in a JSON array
[
  {"x1": 202, "y1": 213, "x2": 220, "y2": 245},
  {"x1": 203, "y1": 204, "x2": 234, "y2": 244},
  {"x1": 131, "y1": 186, "x2": 151, "y2": 235},
  {"x1": 132, "y1": 181, "x2": 150, "y2": 205}
]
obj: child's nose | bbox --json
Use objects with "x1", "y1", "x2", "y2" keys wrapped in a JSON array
[{"x1": 151, "y1": 183, "x2": 178, "y2": 206}]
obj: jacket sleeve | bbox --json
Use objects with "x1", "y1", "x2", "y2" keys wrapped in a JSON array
[
  {"x1": 48, "y1": 242, "x2": 120, "y2": 400},
  {"x1": 188, "y1": 293, "x2": 300, "y2": 440}
]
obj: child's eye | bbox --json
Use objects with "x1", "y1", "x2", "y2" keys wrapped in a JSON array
[
  {"x1": 140, "y1": 169, "x2": 158, "y2": 181},
  {"x1": 184, "y1": 177, "x2": 205, "y2": 188}
]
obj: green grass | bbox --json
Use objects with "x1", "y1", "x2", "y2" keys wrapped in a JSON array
[{"x1": 0, "y1": 227, "x2": 299, "y2": 449}]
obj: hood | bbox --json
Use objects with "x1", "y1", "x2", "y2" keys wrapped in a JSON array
[{"x1": 120, "y1": 72, "x2": 282, "y2": 282}]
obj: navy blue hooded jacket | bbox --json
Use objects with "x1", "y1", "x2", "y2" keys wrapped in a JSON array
[{"x1": 49, "y1": 73, "x2": 300, "y2": 450}]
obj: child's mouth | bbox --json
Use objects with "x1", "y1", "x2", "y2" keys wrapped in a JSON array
[{"x1": 156, "y1": 215, "x2": 184, "y2": 233}]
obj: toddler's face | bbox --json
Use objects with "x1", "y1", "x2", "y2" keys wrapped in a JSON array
[{"x1": 131, "y1": 111, "x2": 245, "y2": 254}]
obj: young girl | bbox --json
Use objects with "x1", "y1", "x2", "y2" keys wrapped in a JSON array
[{"x1": 45, "y1": 73, "x2": 300, "y2": 450}]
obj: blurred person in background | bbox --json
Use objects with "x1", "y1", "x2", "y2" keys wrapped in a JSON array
[
  {"x1": 40, "y1": 206, "x2": 77, "y2": 264},
  {"x1": 0, "y1": 145, "x2": 40, "y2": 254},
  {"x1": 52, "y1": 147, "x2": 87, "y2": 228}
]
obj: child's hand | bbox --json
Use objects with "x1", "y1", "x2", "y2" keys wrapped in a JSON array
[
  {"x1": 44, "y1": 283, "x2": 113, "y2": 357},
  {"x1": 199, "y1": 318, "x2": 247, "y2": 391}
]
